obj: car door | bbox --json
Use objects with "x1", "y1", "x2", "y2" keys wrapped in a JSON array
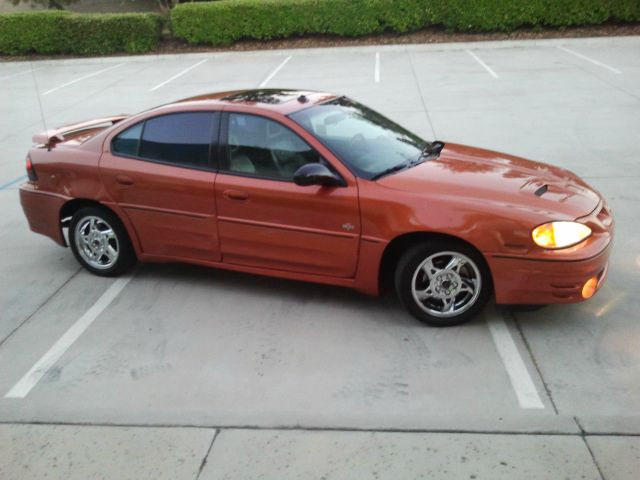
[
  {"x1": 101, "y1": 111, "x2": 221, "y2": 262},
  {"x1": 214, "y1": 111, "x2": 360, "y2": 278}
]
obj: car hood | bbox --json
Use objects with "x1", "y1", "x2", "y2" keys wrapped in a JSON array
[{"x1": 376, "y1": 142, "x2": 600, "y2": 219}]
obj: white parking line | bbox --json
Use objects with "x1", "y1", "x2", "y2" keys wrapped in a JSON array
[
  {"x1": 43, "y1": 63, "x2": 125, "y2": 96},
  {"x1": 556, "y1": 45, "x2": 622, "y2": 74},
  {"x1": 466, "y1": 49, "x2": 499, "y2": 79},
  {"x1": 150, "y1": 58, "x2": 209, "y2": 91},
  {"x1": 375, "y1": 52, "x2": 380, "y2": 83},
  {"x1": 486, "y1": 310, "x2": 545, "y2": 409},
  {"x1": 0, "y1": 67, "x2": 42, "y2": 81},
  {"x1": 4, "y1": 276, "x2": 133, "y2": 399},
  {"x1": 258, "y1": 56, "x2": 292, "y2": 88}
]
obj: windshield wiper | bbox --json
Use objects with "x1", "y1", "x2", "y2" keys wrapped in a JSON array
[
  {"x1": 371, "y1": 162, "x2": 411, "y2": 181},
  {"x1": 371, "y1": 142, "x2": 445, "y2": 181},
  {"x1": 371, "y1": 156, "x2": 428, "y2": 180}
]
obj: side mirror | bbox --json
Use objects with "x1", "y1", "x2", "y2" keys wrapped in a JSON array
[{"x1": 293, "y1": 163, "x2": 343, "y2": 187}]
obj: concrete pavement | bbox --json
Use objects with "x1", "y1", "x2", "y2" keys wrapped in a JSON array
[{"x1": 1, "y1": 36, "x2": 639, "y2": 479}]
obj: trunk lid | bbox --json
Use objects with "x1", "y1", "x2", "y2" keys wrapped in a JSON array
[{"x1": 32, "y1": 115, "x2": 128, "y2": 148}]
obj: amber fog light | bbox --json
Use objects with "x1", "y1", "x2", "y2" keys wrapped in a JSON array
[{"x1": 582, "y1": 277, "x2": 598, "y2": 299}]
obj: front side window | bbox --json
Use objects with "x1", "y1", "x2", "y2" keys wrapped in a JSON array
[
  {"x1": 289, "y1": 97, "x2": 431, "y2": 180},
  {"x1": 224, "y1": 113, "x2": 322, "y2": 181}
]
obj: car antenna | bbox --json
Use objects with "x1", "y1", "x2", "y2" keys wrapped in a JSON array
[
  {"x1": 30, "y1": 61, "x2": 49, "y2": 135},
  {"x1": 297, "y1": 94, "x2": 309, "y2": 103}
]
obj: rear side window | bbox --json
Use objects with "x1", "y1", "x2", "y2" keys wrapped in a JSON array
[
  {"x1": 112, "y1": 112, "x2": 218, "y2": 169},
  {"x1": 139, "y1": 113, "x2": 216, "y2": 168},
  {"x1": 112, "y1": 123, "x2": 143, "y2": 157}
]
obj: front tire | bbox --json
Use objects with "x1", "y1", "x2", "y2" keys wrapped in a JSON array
[
  {"x1": 395, "y1": 240, "x2": 491, "y2": 326},
  {"x1": 69, "y1": 206, "x2": 136, "y2": 277}
]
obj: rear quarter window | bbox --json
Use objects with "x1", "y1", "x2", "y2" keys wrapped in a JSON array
[{"x1": 112, "y1": 123, "x2": 143, "y2": 157}]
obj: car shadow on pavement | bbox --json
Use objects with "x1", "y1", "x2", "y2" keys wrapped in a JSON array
[{"x1": 132, "y1": 262, "x2": 417, "y2": 328}]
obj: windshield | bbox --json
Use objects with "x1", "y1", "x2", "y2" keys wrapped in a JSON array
[{"x1": 289, "y1": 97, "x2": 431, "y2": 180}]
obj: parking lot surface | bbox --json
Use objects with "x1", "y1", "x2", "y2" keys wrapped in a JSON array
[{"x1": 1, "y1": 36, "x2": 639, "y2": 479}]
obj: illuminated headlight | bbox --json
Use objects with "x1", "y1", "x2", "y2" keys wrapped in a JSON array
[{"x1": 532, "y1": 221, "x2": 592, "y2": 249}]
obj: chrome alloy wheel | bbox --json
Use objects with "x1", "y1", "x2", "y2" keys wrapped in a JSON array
[
  {"x1": 411, "y1": 251, "x2": 482, "y2": 318},
  {"x1": 74, "y1": 216, "x2": 119, "y2": 270}
]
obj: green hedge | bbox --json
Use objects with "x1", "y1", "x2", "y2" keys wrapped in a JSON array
[
  {"x1": 1, "y1": 1, "x2": 638, "y2": 56},
  {"x1": 0, "y1": 11, "x2": 163, "y2": 55},
  {"x1": 172, "y1": 0, "x2": 640, "y2": 46},
  {"x1": 427, "y1": 0, "x2": 640, "y2": 31}
]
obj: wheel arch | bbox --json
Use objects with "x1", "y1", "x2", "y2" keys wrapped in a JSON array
[
  {"x1": 60, "y1": 198, "x2": 108, "y2": 223},
  {"x1": 59, "y1": 199, "x2": 140, "y2": 255},
  {"x1": 378, "y1": 231, "x2": 494, "y2": 294}
]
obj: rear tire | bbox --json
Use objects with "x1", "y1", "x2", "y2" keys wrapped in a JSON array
[
  {"x1": 68, "y1": 206, "x2": 136, "y2": 277},
  {"x1": 395, "y1": 240, "x2": 491, "y2": 326}
]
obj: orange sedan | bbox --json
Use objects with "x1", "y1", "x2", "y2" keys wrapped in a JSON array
[{"x1": 19, "y1": 89, "x2": 613, "y2": 326}]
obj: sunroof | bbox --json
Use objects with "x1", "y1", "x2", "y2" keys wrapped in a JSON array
[{"x1": 221, "y1": 89, "x2": 309, "y2": 105}]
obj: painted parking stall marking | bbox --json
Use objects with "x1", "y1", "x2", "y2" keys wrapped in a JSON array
[
  {"x1": 0, "y1": 67, "x2": 42, "y2": 81},
  {"x1": 486, "y1": 308, "x2": 545, "y2": 409},
  {"x1": 43, "y1": 63, "x2": 125, "y2": 96},
  {"x1": 556, "y1": 45, "x2": 622, "y2": 74},
  {"x1": 375, "y1": 52, "x2": 381, "y2": 83},
  {"x1": 466, "y1": 49, "x2": 499, "y2": 79},
  {"x1": 0, "y1": 175, "x2": 27, "y2": 191},
  {"x1": 258, "y1": 56, "x2": 292, "y2": 88},
  {"x1": 4, "y1": 275, "x2": 133, "y2": 399},
  {"x1": 150, "y1": 58, "x2": 209, "y2": 92}
]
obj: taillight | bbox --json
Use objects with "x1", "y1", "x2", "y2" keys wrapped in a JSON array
[{"x1": 26, "y1": 155, "x2": 38, "y2": 182}]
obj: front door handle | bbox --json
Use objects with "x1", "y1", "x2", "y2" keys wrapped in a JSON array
[
  {"x1": 115, "y1": 174, "x2": 134, "y2": 186},
  {"x1": 223, "y1": 189, "x2": 249, "y2": 201}
]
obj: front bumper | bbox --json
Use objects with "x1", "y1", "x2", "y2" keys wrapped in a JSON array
[{"x1": 488, "y1": 241, "x2": 611, "y2": 305}]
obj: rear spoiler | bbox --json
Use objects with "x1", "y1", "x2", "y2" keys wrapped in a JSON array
[{"x1": 32, "y1": 115, "x2": 129, "y2": 147}]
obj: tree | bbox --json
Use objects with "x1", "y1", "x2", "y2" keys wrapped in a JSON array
[
  {"x1": 153, "y1": 1, "x2": 206, "y2": 14},
  {"x1": 9, "y1": 0, "x2": 79, "y2": 9},
  {"x1": 155, "y1": 0, "x2": 176, "y2": 14},
  {"x1": 9, "y1": 0, "x2": 201, "y2": 13}
]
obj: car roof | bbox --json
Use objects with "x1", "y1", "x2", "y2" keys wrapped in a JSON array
[{"x1": 172, "y1": 89, "x2": 339, "y2": 115}]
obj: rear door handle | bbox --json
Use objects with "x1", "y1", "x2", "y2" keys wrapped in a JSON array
[
  {"x1": 223, "y1": 189, "x2": 249, "y2": 201},
  {"x1": 115, "y1": 174, "x2": 134, "y2": 186}
]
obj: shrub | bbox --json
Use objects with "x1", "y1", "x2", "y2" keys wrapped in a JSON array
[
  {"x1": 427, "y1": 0, "x2": 639, "y2": 32},
  {"x1": 172, "y1": 0, "x2": 640, "y2": 46},
  {"x1": 171, "y1": 0, "x2": 430, "y2": 45},
  {"x1": 0, "y1": 11, "x2": 163, "y2": 55}
]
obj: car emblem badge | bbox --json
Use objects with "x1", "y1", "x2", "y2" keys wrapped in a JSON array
[{"x1": 342, "y1": 223, "x2": 355, "y2": 231}]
